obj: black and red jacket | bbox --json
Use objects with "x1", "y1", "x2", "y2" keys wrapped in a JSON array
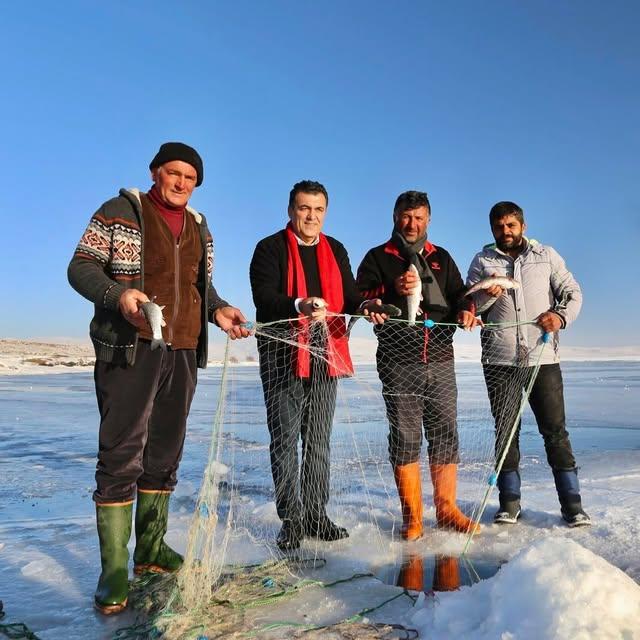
[{"x1": 356, "y1": 240, "x2": 472, "y2": 362}]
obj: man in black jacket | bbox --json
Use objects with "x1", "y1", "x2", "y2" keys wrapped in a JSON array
[
  {"x1": 357, "y1": 190, "x2": 481, "y2": 540},
  {"x1": 250, "y1": 180, "x2": 378, "y2": 550},
  {"x1": 68, "y1": 142, "x2": 249, "y2": 614}
]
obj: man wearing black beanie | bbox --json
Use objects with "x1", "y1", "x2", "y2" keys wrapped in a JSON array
[
  {"x1": 68, "y1": 142, "x2": 250, "y2": 614},
  {"x1": 149, "y1": 141, "x2": 204, "y2": 187}
]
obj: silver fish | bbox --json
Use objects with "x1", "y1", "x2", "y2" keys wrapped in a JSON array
[
  {"x1": 367, "y1": 303, "x2": 402, "y2": 317},
  {"x1": 346, "y1": 303, "x2": 402, "y2": 335},
  {"x1": 140, "y1": 301, "x2": 167, "y2": 350},
  {"x1": 406, "y1": 264, "x2": 422, "y2": 326},
  {"x1": 465, "y1": 276, "x2": 520, "y2": 297}
]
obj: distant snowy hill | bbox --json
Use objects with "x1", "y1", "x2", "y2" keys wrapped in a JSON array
[{"x1": 0, "y1": 337, "x2": 638, "y2": 375}]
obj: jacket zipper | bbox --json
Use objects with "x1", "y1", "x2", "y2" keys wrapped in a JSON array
[
  {"x1": 422, "y1": 311, "x2": 429, "y2": 363},
  {"x1": 167, "y1": 240, "x2": 181, "y2": 346}
]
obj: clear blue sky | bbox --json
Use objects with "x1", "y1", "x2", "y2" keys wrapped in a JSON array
[{"x1": 1, "y1": 1, "x2": 638, "y2": 346}]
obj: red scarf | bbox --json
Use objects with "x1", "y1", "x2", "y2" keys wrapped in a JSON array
[{"x1": 285, "y1": 223, "x2": 353, "y2": 378}]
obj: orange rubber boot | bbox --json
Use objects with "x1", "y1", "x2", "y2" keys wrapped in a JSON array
[
  {"x1": 397, "y1": 553, "x2": 424, "y2": 591},
  {"x1": 393, "y1": 462, "x2": 423, "y2": 541},
  {"x1": 430, "y1": 464, "x2": 481, "y2": 534},
  {"x1": 433, "y1": 555, "x2": 461, "y2": 592}
]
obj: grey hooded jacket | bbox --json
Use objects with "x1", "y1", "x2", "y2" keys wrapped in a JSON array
[{"x1": 466, "y1": 239, "x2": 582, "y2": 366}]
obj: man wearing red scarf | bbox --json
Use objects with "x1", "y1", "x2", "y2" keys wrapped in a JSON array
[{"x1": 250, "y1": 180, "x2": 373, "y2": 550}]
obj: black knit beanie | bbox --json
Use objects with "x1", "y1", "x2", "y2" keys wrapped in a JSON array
[{"x1": 149, "y1": 142, "x2": 204, "y2": 186}]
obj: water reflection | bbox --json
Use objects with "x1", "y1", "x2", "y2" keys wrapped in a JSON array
[{"x1": 393, "y1": 551, "x2": 500, "y2": 592}]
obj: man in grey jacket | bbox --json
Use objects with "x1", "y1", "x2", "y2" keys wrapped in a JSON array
[{"x1": 466, "y1": 201, "x2": 590, "y2": 527}]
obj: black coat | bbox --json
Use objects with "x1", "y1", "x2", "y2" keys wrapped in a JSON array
[{"x1": 250, "y1": 230, "x2": 362, "y2": 324}]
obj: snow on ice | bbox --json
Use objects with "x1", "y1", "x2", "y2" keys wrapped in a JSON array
[{"x1": 0, "y1": 350, "x2": 639, "y2": 639}]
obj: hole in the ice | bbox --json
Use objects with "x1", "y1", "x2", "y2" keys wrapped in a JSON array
[{"x1": 377, "y1": 553, "x2": 503, "y2": 592}]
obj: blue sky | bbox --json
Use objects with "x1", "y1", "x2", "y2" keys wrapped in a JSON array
[{"x1": 1, "y1": 1, "x2": 638, "y2": 346}]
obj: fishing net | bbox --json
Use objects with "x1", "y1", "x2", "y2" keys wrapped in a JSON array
[{"x1": 117, "y1": 313, "x2": 549, "y2": 639}]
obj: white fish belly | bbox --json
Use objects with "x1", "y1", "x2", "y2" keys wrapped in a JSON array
[{"x1": 406, "y1": 264, "x2": 422, "y2": 326}]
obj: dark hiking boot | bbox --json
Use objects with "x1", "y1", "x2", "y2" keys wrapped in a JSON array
[
  {"x1": 95, "y1": 502, "x2": 133, "y2": 615},
  {"x1": 494, "y1": 499, "x2": 521, "y2": 525},
  {"x1": 561, "y1": 507, "x2": 592, "y2": 527},
  {"x1": 495, "y1": 469, "x2": 521, "y2": 524},
  {"x1": 133, "y1": 490, "x2": 183, "y2": 575},
  {"x1": 553, "y1": 469, "x2": 591, "y2": 528},
  {"x1": 276, "y1": 518, "x2": 304, "y2": 551},
  {"x1": 560, "y1": 497, "x2": 592, "y2": 528},
  {"x1": 304, "y1": 514, "x2": 349, "y2": 541}
]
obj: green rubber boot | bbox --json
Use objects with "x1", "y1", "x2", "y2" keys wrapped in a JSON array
[
  {"x1": 133, "y1": 490, "x2": 183, "y2": 575},
  {"x1": 94, "y1": 502, "x2": 133, "y2": 615}
]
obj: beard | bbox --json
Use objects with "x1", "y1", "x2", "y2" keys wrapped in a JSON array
[{"x1": 496, "y1": 232, "x2": 524, "y2": 252}]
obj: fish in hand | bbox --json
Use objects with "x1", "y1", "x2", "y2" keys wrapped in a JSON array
[{"x1": 140, "y1": 301, "x2": 167, "y2": 350}]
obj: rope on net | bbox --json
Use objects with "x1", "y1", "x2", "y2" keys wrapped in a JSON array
[
  {"x1": 242, "y1": 577, "x2": 419, "y2": 639},
  {"x1": 0, "y1": 601, "x2": 42, "y2": 640},
  {"x1": 117, "y1": 566, "x2": 418, "y2": 639}
]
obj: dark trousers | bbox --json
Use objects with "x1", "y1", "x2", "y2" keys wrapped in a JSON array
[
  {"x1": 93, "y1": 341, "x2": 198, "y2": 503},
  {"x1": 379, "y1": 358, "x2": 459, "y2": 467},
  {"x1": 483, "y1": 363, "x2": 576, "y2": 473},
  {"x1": 260, "y1": 364, "x2": 337, "y2": 522}
]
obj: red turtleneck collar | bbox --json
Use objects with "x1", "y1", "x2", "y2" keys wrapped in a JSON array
[{"x1": 147, "y1": 186, "x2": 185, "y2": 239}]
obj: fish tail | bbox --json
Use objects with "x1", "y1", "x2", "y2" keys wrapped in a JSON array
[{"x1": 150, "y1": 338, "x2": 166, "y2": 351}]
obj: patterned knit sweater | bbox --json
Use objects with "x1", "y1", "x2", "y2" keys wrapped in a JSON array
[{"x1": 67, "y1": 188, "x2": 228, "y2": 367}]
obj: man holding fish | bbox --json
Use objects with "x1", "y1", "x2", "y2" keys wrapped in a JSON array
[
  {"x1": 466, "y1": 200, "x2": 590, "y2": 527},
  {"x1": 357, "y1": 190, "x2": 481, "y2": 540},
  {"x1": 249, "y1": 180, "x2": 384, "y2": 551},
  {"x1": 68, "y1": 142, "x2": 250, "y2": 614}
]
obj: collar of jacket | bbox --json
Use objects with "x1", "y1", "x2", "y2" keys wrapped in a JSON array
[
  {"x1": 121, "y1": 187, "x2": 204, "y2": 224},
  {"x1": 291, "y1": 231, "x2": 320, "y2": 246},
  {"x1": 383, "y1": 239, "x2": 436, "y2": 259},
  {"x1": 483, "y1": 236, "x2": 540, "y2": 257}
]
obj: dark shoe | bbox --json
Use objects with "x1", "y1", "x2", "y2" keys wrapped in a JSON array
[
  {"x1": 553, "y1": 469, "x2": 590, "y2": 527},
  {"x1": 277, "y1": 519, "x2": 304, "y2": 551},
  {"x1": 304, "y1": 515, "x2": 349, "y2": 541},
  {"x1": 561, "y1": 505, "x2": 592, "y2": 528},
  {"x1": 95, "y1": 502, "x2": 133, "y2": 615},
  {"x1": 495, "y1": 469, "x2": 521, "y2": 525},
  {"x1": 494, "y1": 499, "x2": 521, "y2": 525},
  {"x1": 497, "y1": 469, "x2": 521, "y2": 498},
  {"x1": 133, "y1": 490, "x2": 183, "y2": 575}
]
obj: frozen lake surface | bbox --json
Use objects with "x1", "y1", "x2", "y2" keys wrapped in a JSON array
[{"x1": 1, "y1": 361, "x2": 639, "y2": 638}]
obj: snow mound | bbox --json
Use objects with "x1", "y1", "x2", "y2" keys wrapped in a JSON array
[{"x1": 413, "y1": 537, "x2": 640, "y2": 639}]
